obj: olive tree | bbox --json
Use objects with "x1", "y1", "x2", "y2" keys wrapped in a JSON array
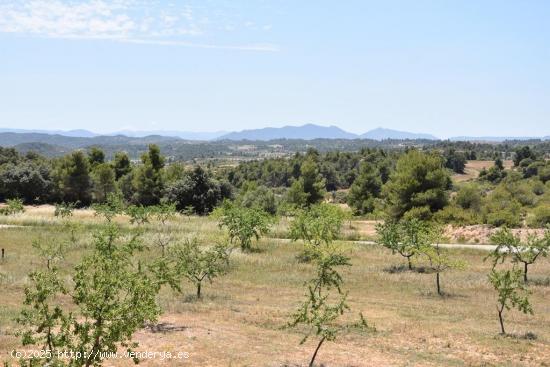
[
  {"x1": 488, "y1": 268, "x2": 533, "y2": 334},
  {"x1": 488, "y1": 228, "x2": 550, "y2": 282},
  {"x1": 171, "y1": 239, "x2": 230, "y2": 299},
  {"x1": 215, "y1": 201, "x2": 272, "y2": 252}
]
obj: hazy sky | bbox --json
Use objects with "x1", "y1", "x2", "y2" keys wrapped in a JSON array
[{"x1": 1, "y1": 0, "x2": 549, "y2": 138}]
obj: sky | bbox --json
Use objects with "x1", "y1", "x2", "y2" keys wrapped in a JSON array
[{"x1": 0, "y1": 0, "x2": 549, "y2": 138}]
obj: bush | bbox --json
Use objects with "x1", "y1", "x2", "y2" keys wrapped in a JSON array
[
  {"x1": 455, "y1": 183, "x2": 482, "y2": 211},
  {"x1": 527, "y1": 206, "x2": 550, "y2": 228},
  {"x1": 433, "y1": 205, "x2": 479, "y2": 225}
]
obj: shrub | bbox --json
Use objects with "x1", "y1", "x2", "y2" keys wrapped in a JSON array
[
  {"x1": 455, "y1": 183, "x2": 482, "y2": 211},
  {"x1": 433, "y1": 205, "x2": 479, "y2": 225},
  {"x1": 527, "y1": 205, "x2": 550, "y2": 228}
]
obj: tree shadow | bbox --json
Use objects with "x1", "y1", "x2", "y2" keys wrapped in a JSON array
[{"x1": 146, "y1": 322, "x2": 188, "y2": 334}]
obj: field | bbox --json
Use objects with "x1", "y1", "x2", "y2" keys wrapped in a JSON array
[
  {"x1": 1, "y1": 207, "x2": 549, "y2": 366},
  {"x1": 452, "y1": 160, "x2": 514, "y2": 183}
]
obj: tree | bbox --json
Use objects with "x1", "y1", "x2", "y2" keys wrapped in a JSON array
[
  {"x1": 17, "y1": 223, "x2": 160, "y2": 366},
  {"x1": 165, "y1": 165, "x2": 231, "y2": 215},
  {"x1": 132, "y1": 145, "x2": 165, "y2": 205},
  {"x1": 87, "y1": 147, "x2": 105, "y2": 167},
  {"x1": 0, "y1": 198, "x2": 25, "y2": 216},
  {"x1": 384, "y1": 150, "x2": 450, "y2": 220},
  {"x1": 216, "y1": 201, "x2": 272, "y2": 252},
  {"x1": 92, "y1": 192, "x2": 125, "y2": 223},
  {"x1": 151, "y1": 201, "x2": 177, "y2": 225},
  {"x1": 288, "y1": 244, "x2": 371, "y2": 367},
  {"x1": 347, "y1": 162, "x2": 382, "y2": 215},
  {"x1": 487, "y1": 228, "x2": 550, "y2": 282},
  {"x1": 513, "y1": 146, "x2": 536, "y2": 166},
  {"x1": 171, "y1": 239, "x2": 230, "y2": 299},
  {"x1": 57, "y1": 151, "x2": 92, "y2": 206},
  {"x1": 420, "y1": 241, "x2": 465, "y2": 295},
  {"x1": 300, "y1": 158, "x2": 326, "y2": 206},
  {"x1": 126, "y1": 205, "x2": 151, "y2": 225},
  {"x1": 444, "y1": 149, "x2": 467, "y2": 174},
  {"x1": 290, "y1": 203, "x2": 344, "y2": 261},
  {"x1": 376, "y1": 219, "x2": 432, "y2": 270},
  {"x1": 112, "y1": 151, "x2": 131, "y2": 180},
  {"x1": 0, "y1": 160, "x2": 53, "y2": 204},
  {"x1": 237, "y1": 182, "x2": 277, "y2": 215},
  {"x1": 488, "y1": 269, "x2": 533, "y2": 334},
  {"x1": 91, "y1": 163, "x2": 116, "y2": 203}
]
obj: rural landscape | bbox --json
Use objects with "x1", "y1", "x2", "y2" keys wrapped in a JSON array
[{"x1": 1, "y1": 1, "x2": 549, "y2": 366}]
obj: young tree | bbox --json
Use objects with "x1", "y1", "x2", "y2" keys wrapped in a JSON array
[
  {"x1": 288, "y1": 244, "x2": 371, "y2": 367},
  {"x1": 32, "y1": 238, "x2": 67, "y2": 270},
  {"x1": 383, "y1": 150, "x2": 450, "y2": 220},
  {"x1": 17, "y1": 223, "x2": 160, "y2": 366},
  {"x1": 171, "y1": 239, "x2": 230, "y2": 299},
  {"x1": 151, "y1": 201, "x2": 177, "y2": 225},
  {"x1": 92, "y1": 192, "x2": 124, "y2": 222},
  {"x1": 487, "y1": 228, "x2": 550, "y2": 282},
  {"x1": 54, "y1": 202, "x2": 75, "y2": 219},
  {"x1": 0, "y1": 198, "x2": 25, "y2": 216},
  {"x1": 420, "y1": 242, "x2": 465, "y2": 296},
  {"x1": 290, "y1": 204, "x2": 344, "y2": 261},
  {"x1": 126, "y1": 205, "x2": 151, "y2": 226},
  {"x1": 376, "y1": 219, "x2": 433, "y2": 270},
  {"x1": 216, "y1": 201, "x2": 272, "y2": 252},
  {"x1": 488, "y1": 268, "x2": 533, "y2": 334}
]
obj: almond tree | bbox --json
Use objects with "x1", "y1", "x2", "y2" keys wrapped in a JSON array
[
  {"x1": 171, "y1": 239, "x2": 230, "y2": 299},
  {"x1": 376, "y1": 219, "x2": 432, "y2": 270},
  {"x1": 420, "y1": 242, "x2": 465, "y2": 296},
  {"x1": 488, "y1": 268, "x2": 533, "y2": 334},
  {"x1": 488, "y1": 227, "x2": 550, "y2": 282},
  {"x1": 288, "y1": 244, "x2": 372, "y2": 367}
]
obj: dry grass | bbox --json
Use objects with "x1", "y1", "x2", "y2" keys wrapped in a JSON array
[
  {"x1": 452, "y1": 160, "x2": 514, "y2": 183},
  {"x1": 1, "y1": 207, "x2": 549, "y2": 366}
]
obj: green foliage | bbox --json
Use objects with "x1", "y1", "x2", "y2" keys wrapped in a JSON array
[
  {"x1": 165, "y1": 165, "x2": 231, "y2": 215},
  {"x1": 347, "y1": 162, "x2": 382, "y2": 215},
  {"x1": 455, "y1": 183, "x2": 482, "y2": 211},
  {"x1": 487, "y1": 227, "x2": 550, "y2": 282},
  {"x1": 513, "y1": 146, "x2": 536, "y2": 166},
  {"x1": 91, "y1": 163, "x2": 116, "y2": 203},
  {"x1": 54, "y1": 202, "x2": 75, "y2": 219},
  {"x1": 433, "y1": 205, "x2": 479, "y2": 225},
  {"x1": 112, "y1": 151, "x2": 131, "y2": 180},
  {"x1": 527, "y1": 205, "x2": 550, "y2": 228},
  {"x1": 419, "y1": 240, "x2": 466, "y2": 295},
  {"x1": 285, "y1": 157, "x2": 326, "y2": 208},
  {"x1": 56, "y1": 151, "x2": 92, "y2": 206},
  {"x1": 151, "y1": 201, "x2": 177, "y2": 225},
  {"x1": 32, "y1": 238, "x2": 67, "y2": 269},
  {"x1": 215, "y1": 201, "x2": 272, "y2": 252},
  {"x1": 92, "y1": 192, "x2": 125, "y2": 222},
  {"x1": 384, "y1": 150, "x2": 450, "y2": 220},
  {"x1": 288, "y1": 244, "x2": 371, "y2": 367},
  {"x1": 482, "y1": 187, "x2": 522, "y2": 227},
  {"x1": 236, "y1": 182, "x2": 278, "y2": 215},
  {"x1": 171, "y1": 239, "x2": 230, "y2": 298},
  {"x1": 17, "y1": 223, "x2": 160, "y2": 366},
  {"x1": 290, "y1": 203, "x2": 344, "y2": 248},
  {"x1": 0, "y1": 198, "x2": 25, "y2": 216},
  {"x1": 444, "y1": 149, "x2": 467, "y2": 174},
  {"x1": 376, "y1": 219, "x2": 433, "y2": 270},
  {"x1": 488, "y1": 268, "x2": 533, "y2": 334},
  {"x1": 132, "y1": 144, "x2": 165, "y2": 205},
  {"x1": 126, "y1": 204, "x2": 151, "y2": 225},
  {"x1": 87, "y1": 147, "x2": 105, "y2": 167},
  {"x1": 0, "y1": 160, "x2": 53, "y2": 204}
]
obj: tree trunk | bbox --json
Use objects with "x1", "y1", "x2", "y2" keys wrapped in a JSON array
[
  {"x1": 436, "y1": 272, "x2": 441, "y2": 296},
  {"x1": 407, "y1": 256, "x2": 412, "y2": 270},
  {"x1": 196, "y1": 282, "x2": 201, "y2": 299},
  {"x1": 498, "y1": 308, "x2": 505, "y2": 334},
  {"x1": 309, "y1": 336, "x2": 326, "y2": 367},
  {"x1": 523, "y1": 263, "x2": 528, "y2": 283}
]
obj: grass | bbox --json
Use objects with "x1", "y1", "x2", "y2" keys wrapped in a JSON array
[{"x1": 0, "y1": 206, "x2": 549, "y2": 366}]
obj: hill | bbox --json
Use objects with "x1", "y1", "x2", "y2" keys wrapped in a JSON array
[
  {"x1": 218, "y1": 124, "x2": 358, "y2": 140},
  {"x1": 360, "y1": 127, "x2": 438, "y2": 140}
]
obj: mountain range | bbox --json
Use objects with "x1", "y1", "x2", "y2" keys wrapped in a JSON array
[{"x1": 0, "y1": 125, "x2": 548, "y2": 142}]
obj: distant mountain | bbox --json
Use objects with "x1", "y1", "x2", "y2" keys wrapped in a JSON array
[
  {"x1": 360, "y1": 128, "x2": 438, "y2": 140},
  {"x1": 218, "y1": 124, "x2": 358, "y2": 141},
  {"x1": 110, "y1": 130, "x2": 227, "y2": 140},
  {"x1": 0, "y1": 128, "x2": 97, "y2": 138},
  {"x1": 450, "y1": 136, "x2": 549, "y2": 142}
]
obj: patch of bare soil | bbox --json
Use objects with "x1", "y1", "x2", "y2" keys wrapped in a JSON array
[{"x1": 444, "y1": 224, "x2": 547, "y2": 244}]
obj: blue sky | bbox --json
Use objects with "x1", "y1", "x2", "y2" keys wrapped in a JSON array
[{"x1": 1, "y1": 0, "x2": 549, "y2": 138}]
